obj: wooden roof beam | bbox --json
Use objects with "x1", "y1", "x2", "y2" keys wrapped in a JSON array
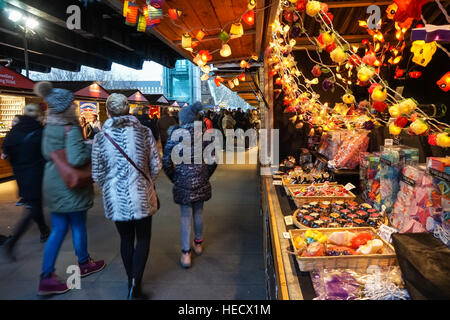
[{"x1": 324, "y1": 1, "x2": 392, "y2": 8}]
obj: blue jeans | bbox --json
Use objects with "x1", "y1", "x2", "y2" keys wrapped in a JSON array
[
  {"x1": 41, "y1": 211, "x2": 89, "y2": 278},
  {"x1": 180, "y1": 201, "x2": 203, "y2": 253}
]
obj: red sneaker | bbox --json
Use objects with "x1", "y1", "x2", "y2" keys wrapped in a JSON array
[
  {"x1": 38, "y1": 273, "x2": 70, "y2": 296},
  {"x1": 79, "y1": 258, "x2": 105, "y2": 277}
]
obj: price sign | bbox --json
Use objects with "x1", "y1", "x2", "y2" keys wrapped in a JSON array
[
  {"x1": 344, "y1": 183, "x2": 356, "y2": 191},
  {"x1": 283, "y1": 232, "x2": 291, "y2": 239},
  {"x1": 384, "y1": 139, "x2": 393, "y2": 146},
  {"x1": 378, "y1": 224, "x2": 398, "y2": 243},
  {"x1": 284, "y1": 216, "x2": 293, "y2": 226},
  {"x1": 273, "y1": 180, "x2": 282, "y2": 185}
]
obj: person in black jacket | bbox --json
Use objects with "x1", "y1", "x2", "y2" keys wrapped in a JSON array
[
  {"x1": 0, "y1": 104, "x2": 50, "y2": 261},
  {"x1": 162, "y1": 102, "x2": 217, "y2": 269},
  {"x1": 138, "y1": 107, "x2": 159, "y2": 141}
]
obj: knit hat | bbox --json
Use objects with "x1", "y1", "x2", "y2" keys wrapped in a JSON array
[
  {"x1": 23, "y1": 103, "x2": 41, "y2": 118},
  {"x1": 179, "y1": 101, "x2": 203, "y2": 124},
  {"x1": 106, "y1": 93, "x2": 129, "y2": 116},
  {"x1": 34, "y1": 82, "x2": 74, "y2": 113}
]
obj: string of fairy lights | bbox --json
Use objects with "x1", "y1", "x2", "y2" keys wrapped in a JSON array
[{"x1": 268, "y1": 0, "x2": 450, "y2": 148}]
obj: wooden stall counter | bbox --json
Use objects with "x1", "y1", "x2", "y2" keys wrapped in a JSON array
[{"x1": 0, "y1": 137, "x2": 13, "y2": 179}]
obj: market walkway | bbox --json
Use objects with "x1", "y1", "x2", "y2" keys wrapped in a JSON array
[{"x1": 0, "y1": 149, "x2": 265, "y2": 300}]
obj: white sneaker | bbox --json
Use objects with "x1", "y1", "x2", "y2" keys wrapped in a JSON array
[{"x1": 180, "y1": 252, "x2": 191, "y2": 268}]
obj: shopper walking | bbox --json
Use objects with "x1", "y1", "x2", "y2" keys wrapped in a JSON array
[
  {"x1": 92, "y1": 93, "x2": 162, "y2": 300},
  {"x1": 0, "y1": 104, "x2": 50, "y2": 261},
  {"x1": 157, "y1": 108, "x2": 177, "y2": 148},
  {"x1": 34, "y1": 82, "x2": 105, "y2": 296},
  {"x1": 163, "y1": 102, "x2": 217, "y2": 268},
  {"x1": 222, "y1": 110, "x2": 236, "y2": 150}
]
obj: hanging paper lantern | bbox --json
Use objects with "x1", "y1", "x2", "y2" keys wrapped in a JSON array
[
  {"x1": 248, "y1": 0, "x2": 256, "y2": 10},
  {"x1": 306, "y1": 1, "x2": 321, "y2": 17},
  {"x1": 410, "y1": 40, "x2": 437, "y2": 67},
  {"x1": 393, "y1": 0, "x2": 431, "y2": 23},
  {"x1": 389, "y1": 123, "x2": 403, "y2": 135},
  {"x1": 311, "y1": 65, "x2": 322, "y2": 77},
  {"x1": 372, "y1": 101, "x2": 388, "y2": 112},
  {"x1": 296, "y1": 0, "x2": 307, "y2": 11},
  {"x1": 389, "y1": 104, "x2": 401, "y2": 117},
  {"x1": 196, "y1": 30, "x2": 206, "y2": 41},
  {"x1": 275, "y1": 77, "x2": 282, "y2": 85},
  {"x1": 368, "y1": 83, "x2": 379, "y2": 95},
  {"x1": 325, "y1": 43, "x2": 336, "y2": 53},
  {"x1": 199, "y1": 50, "x2": 212, "y2": 63},
  {"x1": 137, "y1": 14, "x2": 147, "y2": 32},
  {"x1": 428, "y1": 134, "x2": 438, "y2": 146},
  {"x1": 342, "y1": 93, "x2": 355, "y2": 104},
  {"x1": 150, "y1": 0, "x2": 164, "y2": 9},
  {"x1": 201, "y1": 65, "x2": 211, "y2": 74},
  {"x1": 410, "y1": 118, "x2": 429, "y2": 135},
  {"x1": 436, "y1": 71, "x2": 450, "y2": 92},
  {"x1": 362, "y1": 52, "x2": 377, "y2": 66},
  {"x1": 394, "y1": 116, "x2": 409, "y2": 128},
  {"x1": 323, "y1": 11, "x2": 334, "y2": 25},
  {"x1": 243, "y1": 10, "x2": 255, "y2": 26},
  {"x1": 193, "y1": 54, "x2": 206, "y2": 67},
  {"x1": 233, "y1": 78, "x2": 240, "y2": 86},
  {"x1": 168, "y1": 8, "x2": 182, "y2": 20},
  {"x1": 409, "y1": 71, "x2": 422, "y2": 78},
  {"x1": 230, "y1": 23, "x2": 244, "y2": 39},
  {"x1": 214, "y1": 76, "x2": 224, "y2": 87},
  {"x1": 218, "y1": 30, "x2": 230, "y2": 42},
  {"x1": 318, "y1": 32, "x2": 335, "y2": 47},
  {"x1": 386, "y1": 3, "x2": 398, "y2": 19},
  {"x1": 436, "y1": 132, "x2": 450, "y2": 148},
  {"x1": 201, "y1": 74, "x2": 209, "y2": 82},
  {"x1": 125, "y1": 2, "x2": 139, "y2": 26},
  {"x1": 394, "y1": 67, "x2": 405, "y2": 79},
  {"x1": 238, "y1": 73, "x2": 246, "y2": 82},
  {"x1": 123, "y1": 0, "x2": 129, "y2": 17},
  {"x1": 371, "y1": 86, "x2": 387, "y2": 102},
  {"x1": 399, "y1": 98, "x2": 417, "y2": 114},
  {"x1": 220, "y1": 44, "x2": 232, "y2": 57},
  {"x1": 181, "y1": 34, "x2": 192, "y2": 50},
  {"x1": 148, "y1": 6, "x2": 163, "y2": 19},
  {"x1": 240, "y1": 60, "x2": 251, "y2": 69},
  {"x1": 191, "y1": 41, "x2": 199, "y2": 49},
  {"x1": 330, "y1": 47, "x2": 348, "y2": 64},
  {"x1": 357, "y1": 66, "x2": 375, "y2": 82}
]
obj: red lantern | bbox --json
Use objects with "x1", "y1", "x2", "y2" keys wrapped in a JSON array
[
  {"x1": 394, "y1": 67, "x2": 405, "y2": 79},
  {"x1": 243, "y1": 10, "x2": 255, "y2": 26},
  {"x1": 168, "y1": 9, "x2": 182, "y2": 20},
  {"x1": 240, "y1": 60, "x2": 251, "y2": 69},
  {"x1": 372, "y1": 101, "x2": 388, "y2": 112},
  {"x1": 199, "y1": 50, "x2": 212, "y2": 63},
  {"x1": 362, "y1": 39, "x2": 369, "y2": 46},
  {"x1": 125, "y1": 2, "x2": 139, "y2": 26},
  {"x1": 238, "y1": 73, "x2": 246, "y2": 82},
  {"x1": 409, "y1": 71, "x2": 422, "y2": 78},
  {"x1": 214, "y1": 76, "x2": 224, "y2": 87},
  {"x1": 275, "y1": 77, "x2": 282, "y2": 85},
  {"x1": 436, "y1": 71, "x2": 450, "y2": 92}
]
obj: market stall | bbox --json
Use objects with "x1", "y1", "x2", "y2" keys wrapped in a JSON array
[
  {"x1": 0, "y1": 65, "x2": 41, "y2": 179},
  {"x1": 50, "y1": 81, "x2": 110, "y2": 123},
  {"x1": 260, "y1": 0, "x2": 450, "y2": 300},
  {"x1": 109, "y1": 89, "x2": 149, "y2": 115},
  {"x1": 143, "y1": 94, "x2": 171, "y2": 118}
]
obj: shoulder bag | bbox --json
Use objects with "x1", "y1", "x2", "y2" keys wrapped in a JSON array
[
  {"x1": 104, "y1": 132, "x2": 160, "y2": 210},
  {"x1": 50, "y1": 126, "x2": 93, "y2": 189}
]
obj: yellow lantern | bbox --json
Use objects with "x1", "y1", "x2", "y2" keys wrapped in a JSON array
[
  {"x1": 220, "y1": 44, "x2": 232, "y2": 57},
  {"x1": 371, "y1": 86, "x2": 387, "y2": 102},
  {"x1": 389, "y1": 105, "x2": 401, "y2": 117},
  {"x1": 233, "y1": 78, "x2": 240, "y2": 86},
  {"x1": 389, "y1": 123, "x2": 402, "y2": 135},
  {"x1": 410, "y1": 119, "x2": 428, "y2": 135},
  {"x1": 330, "y1": 47, "x2": 348, "y2": 65},
  {"x1": 357, "y1": 66, "x2": 375, "y2": 82},
  {"x1": 196, "y1": 30, "x2": 206, "y2": 41},
  {"x1": 201, "y1": 65, "x2": 211, "y2": 74},
  {"x1": 193, "y1": 54, "x2": 206, "y2": 67},
  {"x1": 228, "y1": 80, "x2": 235, "y2": 89},
  {"x1": 399, "y1": 98, "x2": 417, "y2": 115},
  {"x1": 342, "y1": 93, "x2": 355, "y2": 104},
  {"x1": 436, "y1": 133, "x2": 450, "y2": 148},
  {"x1": 123, "y1": 0, "x2": 129, "y2": 17},
  {"x1": 306, "y1": 1, "x2": 321, "y2": 17},
  {"x1": 230, "y1": 23, "x2": 244, "y2": 39},
  {"x1": 181, "y1": 34, "x2": 192, "y2": 50},
  {"x1": 248, "y1": 0, "x2": 256, "y2": 10},
  {"x1": 201, "y1": 74, "x2": 209, "y2": 81}
]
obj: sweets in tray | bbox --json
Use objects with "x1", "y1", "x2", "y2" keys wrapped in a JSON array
[
  {"x1": 289, "y1": 227, "x2": 396, "y2": 271},
  {"x1": 293, "y1": 200, "x2": 385, "y2": 229}
]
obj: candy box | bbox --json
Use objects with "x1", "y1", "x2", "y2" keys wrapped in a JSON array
[{"x1": 427, "y1": 157, "x2": 450, "y2": 174}]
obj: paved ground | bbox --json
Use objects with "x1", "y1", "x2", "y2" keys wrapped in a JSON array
[{"x1": 0, "y1": 149, "x2": 265, "y2": 300}]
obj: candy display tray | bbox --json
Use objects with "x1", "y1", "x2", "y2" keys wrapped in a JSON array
[
  {"x1": 292, "y1": 212, "x2": 390, "y2": 230},
  {"x1": 289, "y1": 227, "x2": 397, "y2": 272},
  {"x1": 282, "y1": 176, "x2": 337, "y2": 194},
  {"x1": 287, "y1": 184, "x2": 356, "y2": 207}
]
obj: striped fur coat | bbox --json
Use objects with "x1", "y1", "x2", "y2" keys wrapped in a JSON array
[{"x1": 92, "y1": 115, "x2": 162, "y2": 221}]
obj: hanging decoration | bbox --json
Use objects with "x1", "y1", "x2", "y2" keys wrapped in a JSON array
[
  {"x1": 168, "y1": 8, "x2": 182, "y2": 20},
  {"x1": 243, "y1": 10, "x2": 255, "y2": 26},
  {"x1": 230, "y1": 23, "x2": 244, "y2": 39},
  {"x1": 220, "y1": 44, "x2": 232, "y2": 57},
  {"x1": 410, "y1": 40, "x2": 437, "y2": 66},
  {"x1": 437, "y1": 72, "x2": 450, "y2": 92}
]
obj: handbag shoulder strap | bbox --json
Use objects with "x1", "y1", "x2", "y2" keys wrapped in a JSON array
[{"x1": 103, "y1": 132, "x2": 150, "y2": 182}]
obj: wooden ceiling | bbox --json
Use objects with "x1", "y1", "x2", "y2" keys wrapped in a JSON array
[{"x1": 109, "y1": 0, "x2": 277, "y2": 64}]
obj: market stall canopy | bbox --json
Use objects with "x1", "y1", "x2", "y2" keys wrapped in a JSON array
[
  {"x1": 50, "y1": 81, "x2": 110, "y2": 100},
  {"x1": 144, "y1": 94, "x2": 170, "y2": 106},
  {"x1": 102, "y1": 0, "x2": 279, "y2": 65},
  {"x1": 0, "y1": 0, "x2": 183, "y2": 74},
  {"x1": 109, "y1": 89, "x2": 149, "y2": 103},
  {"x1": 0, "y1": 65, "x2": 34, "y2": 90},
  {"x1": 170, "y1": 100, "x2": 180, "y2": 107}
]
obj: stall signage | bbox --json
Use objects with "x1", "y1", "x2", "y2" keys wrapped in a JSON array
[
  {"x1": 0, "y1": 65, "x2": 34, "y2": 90},
  {"x1": 428, "y1": 168, "x2": 450, "y2": 183},
  {"x1": 380, "y1": 157, "x2": 392, "y2": 166},
  {"x1": 79, "y1": 101, "x2": 98, "y2": 123},
  {"x1": 400, "y1": 174, "x2": 416, "y2": 187},
  {"x1": 378, "y1": 224, "x2": 398, "y2": 243}
]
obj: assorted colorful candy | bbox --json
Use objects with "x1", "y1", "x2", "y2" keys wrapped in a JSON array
[
  {"x1": 294, "y1": 200, "x2": 385, "y2": 229},
  {"x1": 292, "y1": 182, "x2": 352, "y2": 197}
]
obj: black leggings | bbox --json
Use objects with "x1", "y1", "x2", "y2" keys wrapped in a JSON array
[{"x1": 115, "y1": 216, "x2": 152, "y2": 285}]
